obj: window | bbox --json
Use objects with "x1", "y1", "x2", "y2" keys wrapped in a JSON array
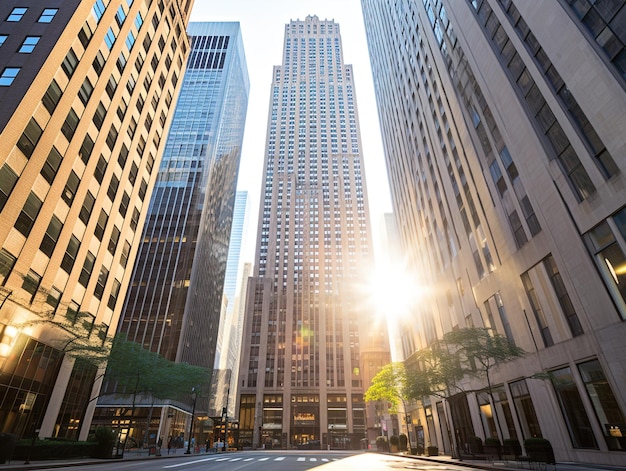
[
  {"x1": 62, "y1": 170, "x2": 80, "y2": 205},
  {"x1": 38, "y1": 8, "x2": 58, "y2": 23},
  {"x1": 129, "y1": 162, "x2": 138, "y2": 184},
  {"x1": 78, "y1": 78, "x2": 94, "y2": 105},
  {"x1": 22, "y1": 269, "x2": 42, "y2": 303},
  {"x1": 46, "y1": 286, "x2": 62, "y2": 312},
  {"x1": 40, "y1": 215, "x2": 62, "y2": 257},
  {"x1": 107, "y1": 174, "x2": 119, "y2": 201},
  {"x1": 92, "y1": 51, "x2": 105, "y2": 75},
  {"x1": 79, "y1": 134, "x2": 94, "y2": 164},
  {"x1": 118, "y1": 144, "x2": 129, "y2": 168},
  {"x1": 119, "y1": 192, "x2": 129, "y2": 216},
  {"x1": 104, "y1": 27, "x2": 116, "y2": 50},
  {"x1": 106, "y1": 125, "x2": 118, "y2": 150},
  {"x1": 509, "y1": 379, "x2": 541, "y2": 439},
  {"x1": 61, "y1": 49, "x2": 79, "y2": 78},
  {"x1": 15, "y1": 192, "x2": 43, "y2": 237},
  {"x1": 93, "y1": 102, "x2": 106, "y2": 129},
  {"x1": 120, "y1": 241, "x2": 131, "y2": 267},
  {"x1": 41, "y1": 146, "x2": 62, "y2": 185},
  {"x1": 0, "y1": 67, "x2": 20, "y2": 86},
  {"x1": 0, "y1": 36, "x2": 7, "y2": 48},
  {"x1": 130, "y1": 207, "x2": 139, "y2": 231},
  {"x1": 108, "y1": 226, "x2": 120, "y2": 253},
  {"x1": 78, "y1": 23, "x2": 93, "y2": 48},
  {"x1": 17, "y1": 118, "x2": 43, "y2": 157},
  {"x1": 78, "y1": 191, "x2": 95, "y2": 224},
  {"x1": 7, "y1": 7, "x2": 27, "y2": 22},
  {"x1": 94, "y1": 266, "x2": 109, "y2": 300},
  {"x1": 105, "y1": 76, "x2": 117, "y2": 99},
  {"x1": 92, "y1": 0, "x2": 106, "y2": 23},
  {"x1": 0, "y1": 249, "x2": 17, "y2": 285},
  {"x1": 94, "y1": 209, "x2": 108, "y2": 240},
  {"x1": 550, "y1": 366, "x2": 598, "y2": 449},
  {"x1": 61, "y1": 235, "x2": 80, "y2": 273},
  {"x1": 94, "y1": 155, "x2": 107, "y2": 183},
  {"x1": 108, "y1": 279, "x2": 121, "y2": 310},
  {"x1": 115, "y1": 6, "x2": 126, "y2": 27},
  {"x1": 0, "y1": 164, "x2": 18, "y2": 211},
  {"x1": 138, "y1": 178, "x2": 147, "y2": 200},
  {"x1": 578, "y1": 359, "x2": 626, "y2": 451},
  {"x1": 42, "y1": 80, "x2": 63, "y2": 114},
  {"x1": 61, "y1": 108, "x2": 79, "y2": 140},
  {"x1": 78, "y1": 252, "x2": 95, "y2": 287},
  {"x1": 543, "y1": 255, "x2": 584, "y2": 337},
  {"x1": 19, "y1": 36, "x2": 40, "y2": 53}
]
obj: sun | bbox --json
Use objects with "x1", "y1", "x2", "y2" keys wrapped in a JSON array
[{"x1": 366, "y1": 260, "x2": 423, "y2": 321}]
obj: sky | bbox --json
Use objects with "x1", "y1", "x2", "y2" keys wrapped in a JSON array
[{"x1": 189, "y1": 0, "x2": 392, "y2": 262}]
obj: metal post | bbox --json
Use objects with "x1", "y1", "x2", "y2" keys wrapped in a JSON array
[{"x1": 185, "y1": 388, "x2": 197, "y2": 454}]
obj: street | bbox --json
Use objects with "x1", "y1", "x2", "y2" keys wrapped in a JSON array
[{"x1": 15, "y1": 451, "x2": 489, "y2": 471}]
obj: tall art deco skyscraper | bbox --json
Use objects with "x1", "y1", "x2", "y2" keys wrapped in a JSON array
[
  {"x1": 237, "y1": 15, "x2": 386, "y2": 450},
  {"x1": 362, "y1": 0, "x2": 626, "y2": 465},
  {"x1": 94, "y1": 21, "x2": 249, "y2": 444},
  {"x1": 0, "y1": 0, "x2": 193, "y2": 440}
]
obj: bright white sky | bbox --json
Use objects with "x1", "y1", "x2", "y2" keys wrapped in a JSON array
[{"x1": 190, "y1": 0, "x2": 392, "y2": 262}]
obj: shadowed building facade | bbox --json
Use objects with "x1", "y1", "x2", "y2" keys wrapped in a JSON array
[
  {"x1": 93, "y1": 21, "x2": 249, "y2": 448},
  {"x1": 236, "y1": 15, "x2": 387, "y2": 451},
  {"x1": 0, "y1": 0, "x2": 193, "y2": 440},
  {"x1": 362, "y1": 0, "x2": 626, "y2": 465}
]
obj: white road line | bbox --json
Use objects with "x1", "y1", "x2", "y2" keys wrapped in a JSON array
[
  {"x1": 297, "y1": 457, "x2": 306, "y2": 461},
  {"x1": 229, "y1": 457, "x2": 242, "y2": 461},
  {"x1": 163, "y1": 457, "x2": 217, "y2": 468},
  {"x1": 274, "y1": 456, "x2": 286, "y2": 461},
  {"x1": 215, "y1": 457, "x2": 230, "y2": 461},
  {"x1": 310, "y1": 457, "x2": 318, "y2": 461},
  {"x1": 322, "y1": 458, "x2": 329, "y2": 461},
  {"x1": 258, "y1": 457, "x2": 270, "y2": 461}
]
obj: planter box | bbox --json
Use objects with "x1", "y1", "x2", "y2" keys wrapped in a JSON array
[{"x1": 426, "y1": 446, "x2": 438, "y2": 456}]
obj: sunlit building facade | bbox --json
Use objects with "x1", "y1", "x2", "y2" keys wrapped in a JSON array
[
  {"x1": 93, "y1": 21, "x2": 249, "y2": 446},
  {"x1": 362, "y1": 0, "x2": 626, "y2": 465},
  {"x1": 0, "y1": 0, "x2": 192, "y2": 440},
  {"x1": 236, "y1": 15, "x2": 384, "y2": 450}
]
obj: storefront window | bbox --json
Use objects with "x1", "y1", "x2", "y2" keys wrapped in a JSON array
[
  {"x1": 551, "y1": 366, "x2": 598, "y2": 449},
  {"x1": 509, "y1": 379, "x2": 541, "y2": 439},
  {"x1": 578, "y1": 359, "x2": 625, "y2": 451}
]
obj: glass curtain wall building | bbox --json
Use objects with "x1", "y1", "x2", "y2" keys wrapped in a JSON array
[
  {"x1": 236, "y1": 15, "x2": 387, "y2": 451},
  {"x1": 94, "y1": 21, "x2": 249, "y2": 448},
  {"x1": 0, "y1": 0, "x2": 192, "y2": 440},
  {"x1": 361, "y1": 0, "x2": 626, "y2": 464}
]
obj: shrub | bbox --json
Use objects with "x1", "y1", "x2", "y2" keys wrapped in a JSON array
[
  {"x1": 376, "y1": 436, "x2": 388, "y2": 451},
  {"x1": 467, "y1": 435, "x2": 483, "y2": 454},
  {"x1": 399, "y1": 433, "x2": 408, "y2": 451},
  {"x1": 524, "y1": 437, "x2": 555, "y2": 464},
  {"x1": 503, "y1": 438, "x2": 521, "y2": 457},
  {"x1": 389, "y1": 435, "x2": 399, "y2": 446},
  {"x1": 91, "y1": 427, "x2": 117, "y2": 459}
]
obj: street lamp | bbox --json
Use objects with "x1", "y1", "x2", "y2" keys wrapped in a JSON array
[{"x1": 185, "y1": 387, "x2": 197, "y2": 454}]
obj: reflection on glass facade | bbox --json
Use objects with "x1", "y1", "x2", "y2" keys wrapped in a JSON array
[{"x1": 116, "y1": 22, "x2": 249, "y2": 372}]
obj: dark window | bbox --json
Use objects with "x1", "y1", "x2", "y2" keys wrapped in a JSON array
[
  {"x1": 61, "y1": 108, "x2": 79, "y2": 141},
  {"x1": 62, "y1": 170, "x2": 80, "y2": 205},
  {"x1": 138, "y1": 178, "x2": 147, "y2": 200},
  {"x1": 544, "y1": 255, "x2": 584, "y2": 336},
  {"x1": 117, "y1": 98, "x2": 128, "y2": 121},
  {"x1": 120, "y1": 241, "x2": 131, "y2": 267},
  {"x1": 38, "y1": 8, "x2": 58, "y2": 23},
  {"x1": 0, "y1": 164, "x2": 18, "y2": 211},
  {"x1": 106, "y1": 76, "x2": 117, "y2": 99},
  {"x1": 17, "y1": 118, "x2": 43, "y2": 157},
  {"x1": 106, "y1": 125, "x2": 118, "y2": 150},
  {"x1": 78, "y1": 78, "x2": 94, "y2": 105},
  {"x1": 95, "y1": 209, "x2": 108, "y2": 240},
  {"x1": 61, "y1": 235, "x2": 80, "y2": 273},
  {"x1": 78, "y1": 23, "x2": 93, "y2": 48},
  {"x1": 93, "y1": 102, "x2": 106, "y2": 130},
  {"x1": 119, "y1": 192, "x2": 129, "y2": 216},
  {"x1": 0, "y1": 249, "x2": 17, "y2": 285},
  {"x1": 94, "y1": 266, "x2": 109, "y2": 300},
  {"x1": 22, "y1": 269, "x2": 42, "y2": 303},
  {"x1": 129, "y1": 162, "x2": 138, "y2": 185},
  {"x1": 79, "y1": 191, "x2": 95, "y2": 224},
  {"x1": 78, "y1": 252, "x2": 95, "y2": 287},
  {"x1": 107, "y1": 174, "x2": 119, "y2": 201},
  {"x1": 0, "y1": 67, "x2": 20, "y2": 86},
  {"x1": 130, "y1": 207, "x2": 139, "y2": 231},
  {"x1": 108, "y1": 279, "x2": 121, "y2": 310},
  {"x1": 79, "y1": 134, "x2": 94, "y2": 164},
  {"x1": 108, "y1": 226, "x2": 120, "y2": 254},
  {"x1": 42, "y1": 80, "x2": 63, "y2": 114},
  {"x1": 45, "y1": 286, "x2": 62, "y2": 312},
  {"x1": 61, "y1": 49, "x2": 79, "y2": 78},
  {"x1": 15, "y1": 192, "x2": 43, "y2": 237},
  {"x1": 41, "y1": 146, "x2": 63, "y2": 185},
  {"x1": 92, "y1": 51, "x2": 105, "y2": 75},
  {"x1": 118, "y1": 144, "x2": 129, "y2": 168},
  {"x1": 116, "y1": 51, "x2": 127, "y2": 73},
  {"x1": 40, "y1": 215, "x2": 62, "y2": 257},
  {"x1": 94, "y1": 155, "x2": 107, "y2": 183}
]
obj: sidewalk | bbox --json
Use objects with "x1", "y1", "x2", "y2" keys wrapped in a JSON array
[{"x1": 0, "y1": 449, "x2": 624, "y2": 471}]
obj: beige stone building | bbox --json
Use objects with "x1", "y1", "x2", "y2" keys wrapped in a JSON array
[
  {"x1": 362, "y1": 0, "x2": 626, "y2": 465},
  {"x1": 0, "y1": 0, "x2": 192, "y2": 440}
]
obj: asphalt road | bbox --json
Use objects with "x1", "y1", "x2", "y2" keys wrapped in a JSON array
[{"x1": 15, "y1": 450, "x2": 486, "y2": 471}]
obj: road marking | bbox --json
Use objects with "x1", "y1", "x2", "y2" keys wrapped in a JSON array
[
  {"x1": 310, "y1": 458, "x2": 318, "y2": 461},
  {"x1": 258, "y1": 457, "x2": 270, "y2": 461},
  {"x1": 163, "y1": 457, "x2": 216, "y2": 468},
  {"x1": 229, "y1": 457, "x2": 242, "y2": 461},
  {"x1": 297, "y1": 457, "x2": 306, "y2": 461},
  {"x1": 274, "y1": 457, "x2": 286, "y2": 461},
  {"x1": 215, "y1": 457, "x2": 230, "y2": 461},
  {"x1": 322, "y1": 458, "x2": 329, "y2": 461}
]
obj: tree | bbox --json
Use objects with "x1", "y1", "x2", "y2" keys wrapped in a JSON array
[{"x1": 364, "y1": 362, "x2": 413, "y2": 445}]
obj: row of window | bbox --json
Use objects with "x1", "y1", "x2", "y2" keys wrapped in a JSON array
[{"x1": 4, "y1": 7, "x2": 57, "y2": 23}]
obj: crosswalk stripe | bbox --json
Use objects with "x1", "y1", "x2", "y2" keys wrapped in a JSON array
[
  {"x1": 229, "y1": 458, "x2": 242, "y2": 461},
  {"x1": 258, "y1": 457, "x2": 269, "y2": 461},
  {"x1": 322, "y1": 458, "x2": 329, "y2": 461},
  {"x1": 297, "y1": 457, "x2": 306, "y2": 461},
  {"x1": 274, "y1": 457, "x2": 286, "y2": 461},
  {"x1": 310, "y1": 458, "x2": 318, "y2": 461},
  {"x1": 243, "y1": 458, "x2": 254, "y2": 461}
]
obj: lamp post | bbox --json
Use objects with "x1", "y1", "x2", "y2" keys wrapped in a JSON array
[{"x1": 185, "y1": 388, "x2": 197, "y2": 454}]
